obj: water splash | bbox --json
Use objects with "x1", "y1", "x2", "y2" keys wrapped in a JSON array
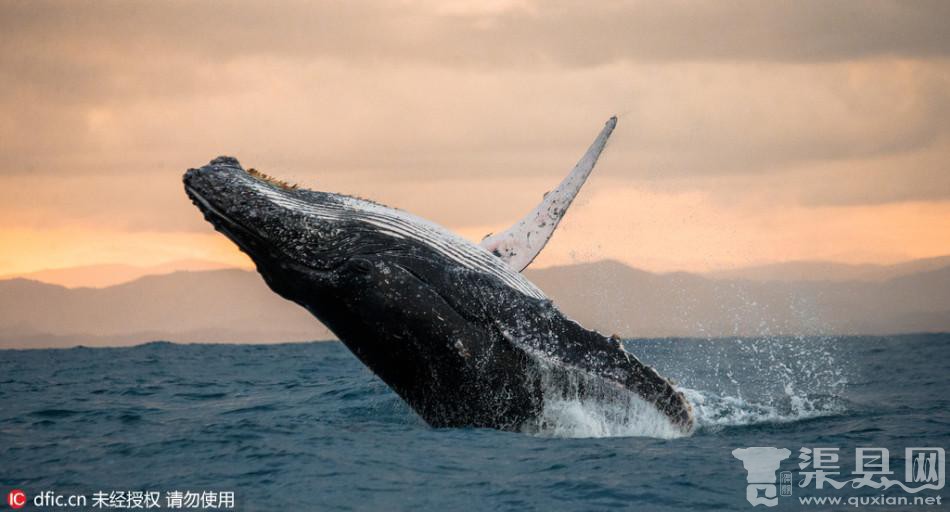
[
  {"x1": 670, "y1": 335, "x2": 849, "y2": 431},
  {"x1": 520, "y1": 335, "x2": 849, "y2": 439},
  {"x1": 682, "y1": 385, "x2": 845, "y2": 431},
  {"x1": 525, "y1": 393, "x2": 686, "y2": 439},
  {"x1": 520, "y1": 359, "x2": 687, "y2": 439}
]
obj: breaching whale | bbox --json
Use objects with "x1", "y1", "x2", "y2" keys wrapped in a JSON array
[{"x1": 183, "y1": 117, "x2": 694, "y2": 433}]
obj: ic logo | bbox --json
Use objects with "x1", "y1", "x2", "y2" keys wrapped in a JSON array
[{"x1": 7, "y1": 489, "x2": 26, "y2": 509}]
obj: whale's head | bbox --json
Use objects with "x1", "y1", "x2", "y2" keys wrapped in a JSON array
[{"x1": 183, "y1": 156, "x2": 391, "y2": 303}]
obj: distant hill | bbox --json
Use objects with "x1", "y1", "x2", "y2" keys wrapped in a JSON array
[
  {"x1": 705, "y1": 255, "x2": 950, "y2": 282},
  {"x1": 528, "y1": 261, "x2": 950, "y2": 338},
  {"x1": 0, "y1": 259, "x2": 237, "y2": 288},
  {"x1": 1, "y1": 260, "x2": 948, "y2": 348},
  {"x1": 0, "y1": 270, "x2": 330, "y2": 348}
]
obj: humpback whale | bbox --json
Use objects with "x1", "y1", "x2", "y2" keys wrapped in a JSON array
[{"x1": 183, "y1": 117, "x2": 694, "y2": 433}]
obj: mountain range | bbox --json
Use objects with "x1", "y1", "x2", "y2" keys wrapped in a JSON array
[
  {"x1": 0, "y1": 259, "x2": 236, "y2": 288},
  {"x1": 1, "y1": 257, "x2": 948, "y2": 348},
  {"x1": 705, "y1": 255, "x2": 950, "y2": 282}
]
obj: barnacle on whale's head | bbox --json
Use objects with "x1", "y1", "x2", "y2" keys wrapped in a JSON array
[{"x1": 246, "y1": 167, "x2": 299, "y2": 190}]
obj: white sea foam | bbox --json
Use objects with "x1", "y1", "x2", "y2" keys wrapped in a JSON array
[
  {"x1": 526, "y1": 392, "x2": 687, "y2": 440},
  {"x1": 520, "y1": 359, "x2": 688, "y2": 440}
]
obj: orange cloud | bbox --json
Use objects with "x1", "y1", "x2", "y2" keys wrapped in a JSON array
[{"x1": 0, "y1": 227, "x2": 251, "y2": 276}]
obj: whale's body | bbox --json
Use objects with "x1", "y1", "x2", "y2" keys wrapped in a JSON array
[{"x1": 184, "y1": 118, "x2": 693, "y2": 433}]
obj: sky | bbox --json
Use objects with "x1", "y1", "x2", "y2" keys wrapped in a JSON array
[{"x1": 2, "y1": 0, "x2": 949, "y2": 278}]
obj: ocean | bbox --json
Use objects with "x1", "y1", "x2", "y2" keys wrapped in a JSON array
[{"x1": 1, "y1": 334, "x2": 947, "y2": 511}]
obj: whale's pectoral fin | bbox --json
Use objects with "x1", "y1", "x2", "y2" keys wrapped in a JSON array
[{"x1": 480, "y1": 116, "x2": 617, "y2": 272}]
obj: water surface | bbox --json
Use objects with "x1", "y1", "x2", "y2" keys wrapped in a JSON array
[{"x1": 1, "y1": 334, "x2": 947, "y2": 510}]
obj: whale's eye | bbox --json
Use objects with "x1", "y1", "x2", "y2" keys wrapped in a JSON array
[{"x1": 346, "y1": 258, "x2": 374, "y2": 275}]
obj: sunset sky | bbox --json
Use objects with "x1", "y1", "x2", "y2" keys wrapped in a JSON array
[{"x1": 2, "y1": 0, "x2": 949, "y2": 280}]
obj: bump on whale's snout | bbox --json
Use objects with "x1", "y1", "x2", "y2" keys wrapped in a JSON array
[{"x1": 183, "y1": 156, "x2": 242, "y2": 185}]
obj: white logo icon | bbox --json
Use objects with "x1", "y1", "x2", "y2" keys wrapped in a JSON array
[
  {"x1": 907, "y1": 448, "x2": 945, "y2": 488},
  {"x1": 732, "y1": 447, "x2": 792, "y2": 507}
]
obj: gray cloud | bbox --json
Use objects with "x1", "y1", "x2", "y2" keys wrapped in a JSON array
[
  {"x1": 1, "y1": 0, "x2": 949, "y2": 238},
  {"x1": 3, "y1": 0, "x2": 949, "y2": 69}
]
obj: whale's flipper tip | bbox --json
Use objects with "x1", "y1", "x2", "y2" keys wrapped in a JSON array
[{"x1": 480, "y1": 116, "x2": 617, "y2": 272}]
